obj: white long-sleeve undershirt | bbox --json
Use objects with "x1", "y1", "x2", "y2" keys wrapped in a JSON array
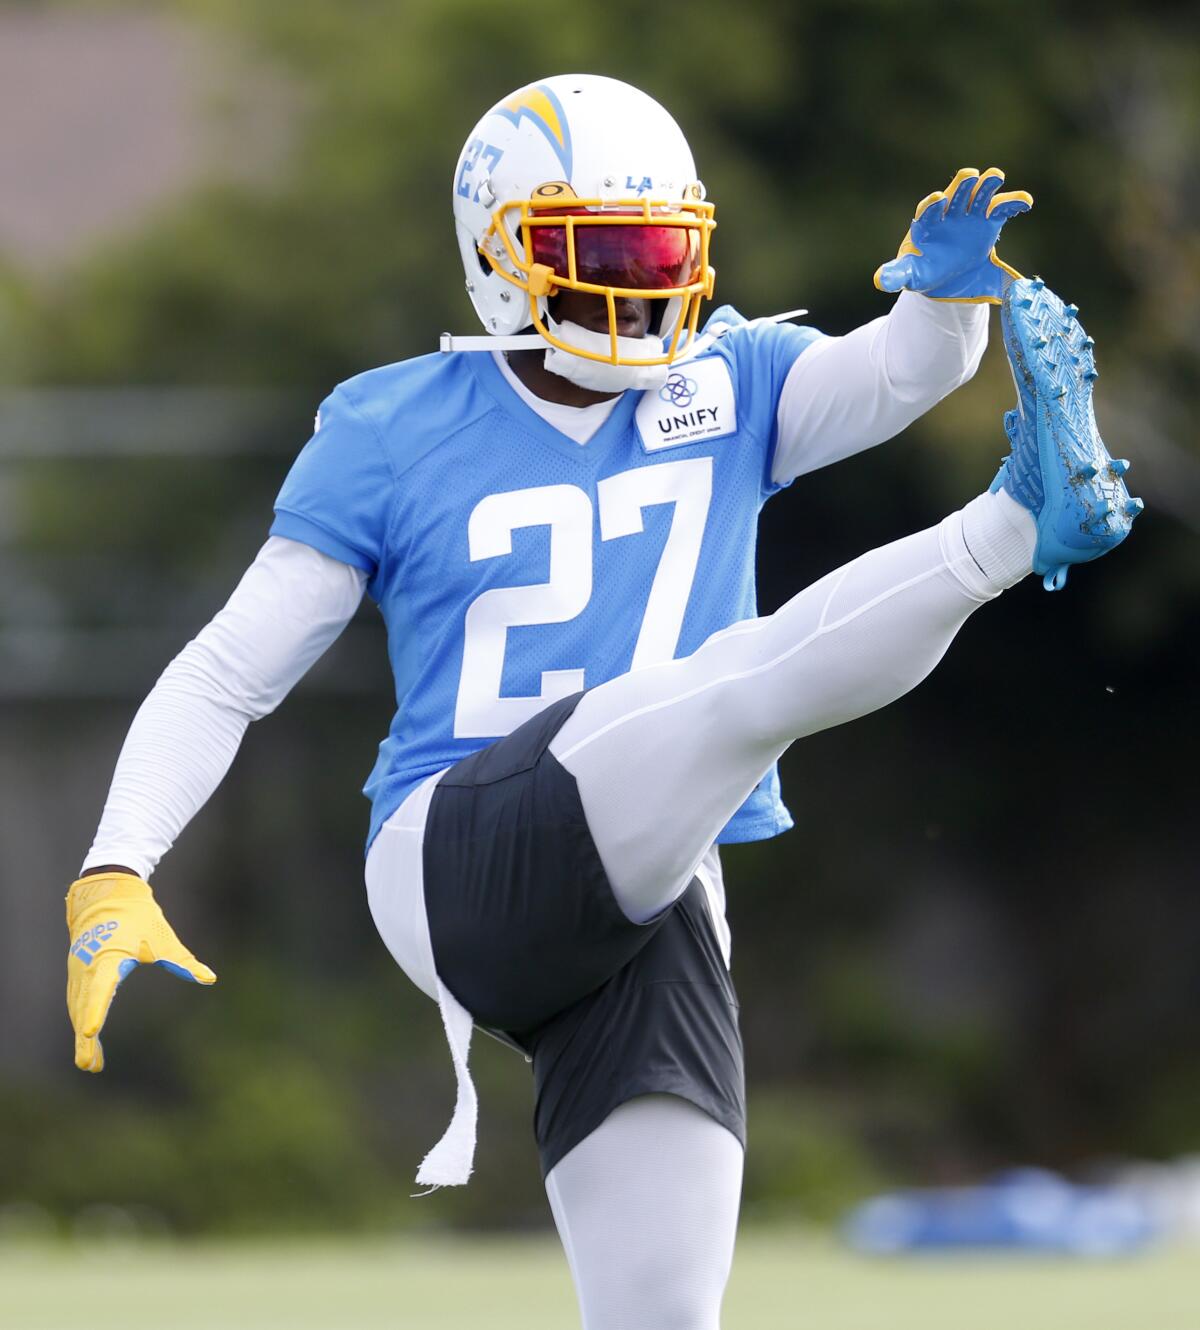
[
  {"x1": 83, "y1": 293, "x2": 986, "y2": 880},
  {"x1": 771, "y1": 289, "x2": 987, "y2": 484},
  {"x1": 83, "y1": 537, "x2": 366, "y2": 879}
]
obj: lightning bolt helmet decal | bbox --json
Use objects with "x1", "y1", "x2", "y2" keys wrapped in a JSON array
[{"x1": 491, "y1": 83, "x2": 574, "y2": 180}]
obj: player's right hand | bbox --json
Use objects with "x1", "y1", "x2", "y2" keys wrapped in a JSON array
[{"x1": 66, "y1": 871, "x2": 216, "y2": 1072}]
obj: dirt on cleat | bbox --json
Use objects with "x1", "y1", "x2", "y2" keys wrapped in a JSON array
[{"x1": 996, "y1": 277, "x2": 1143, "y2": 590}]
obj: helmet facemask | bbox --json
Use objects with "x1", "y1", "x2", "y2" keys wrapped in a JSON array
[{"x1": 480, "y1": 185, "x2": 716, "y2": 384}]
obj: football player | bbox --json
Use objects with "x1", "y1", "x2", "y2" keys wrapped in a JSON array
[{"x1": 66, "y1": 75, "x2": 1139, "y2": 1329}]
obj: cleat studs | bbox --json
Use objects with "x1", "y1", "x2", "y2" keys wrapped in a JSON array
[
  {"x1": 1032, "y1": 276, "x2": 1045, "y2": 290},
  {"x1": 1065, "y1": 303, "x2": 1079, "y2": 317},
  {"x1": 1079, "y1": 463, "x2": 1098, "y2": 479},
  {"x1": 1125, "y1": 497, "x2": 1145, "y2": 517},
  {"x1": 1033, "y1": 335, "x2": 1049, "y2": 348},
  {"x1": 1083, "y1": 369, "x2": 1099, "y2": 381},
  {"x1": 1110, "y1": 458, "x2": 1130, "y2": 475},
  {"x1": 1094, "y1": 500, "x2": 1112, "y2": 518},
  {"x1": 1083, "y1": 337, "x2": 1095, "y2": 349},
  {"x1": 1018, "y1": 297, "x2": 1034, "y2": 308}
]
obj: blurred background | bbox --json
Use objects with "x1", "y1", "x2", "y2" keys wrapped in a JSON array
[{"x1": 1, "y1": 0, "x2": 1197, "y2": 1322}]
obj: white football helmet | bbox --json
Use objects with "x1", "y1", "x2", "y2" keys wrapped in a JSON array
[{"x1": 451, "y1": 74, "x2": 716, "y2": 388}]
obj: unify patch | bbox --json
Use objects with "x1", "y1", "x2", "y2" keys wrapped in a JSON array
[{"x1": 636, "y1": 356, "x2": 737, "y2": 452}]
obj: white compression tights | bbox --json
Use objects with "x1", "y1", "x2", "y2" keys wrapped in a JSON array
[
  {"x1": 551, "y1": 494, "x2": 1034, "y2": 923},
  {"x1": 546, "y1": 1095, "x2": 744, "y2": 1330},
  {"x1": 542, "y1": 496, "x2": 1032, "y2": 1329}
]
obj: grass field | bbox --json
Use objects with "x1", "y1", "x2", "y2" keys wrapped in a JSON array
[{"x1": 2, "y1": 1230, "x2": 1196, "y2": 1329}]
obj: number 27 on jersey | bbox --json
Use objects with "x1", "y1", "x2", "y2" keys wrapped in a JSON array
[{"x1": 454, "y1": 456, "x2": 713, "y2": 737}]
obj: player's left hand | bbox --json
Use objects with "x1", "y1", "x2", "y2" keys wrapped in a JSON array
[
  {"x1": 66, "y1": 871, "x2": 216, "y2": 1072},
  {"x1": 874, "y1": 167, "x2": 1033, "y2": 304}
]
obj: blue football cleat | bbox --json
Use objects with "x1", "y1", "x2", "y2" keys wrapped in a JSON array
[{"x1": 991, "y1": 276, "x2": 1143, "y2": 591}]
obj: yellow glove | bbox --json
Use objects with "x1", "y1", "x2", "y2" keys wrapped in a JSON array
[{"x1": 66, "y1": 872, "x2": 216, "y2": 1072}]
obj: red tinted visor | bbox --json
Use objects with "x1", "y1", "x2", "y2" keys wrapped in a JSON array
[{"x1": 529, "y1": 217, "x2": 700, "y2": 291}]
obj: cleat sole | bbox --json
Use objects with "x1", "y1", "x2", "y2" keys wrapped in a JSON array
[{"x1": 998, "y1": 278, "x2": 1142, "y2": 590}]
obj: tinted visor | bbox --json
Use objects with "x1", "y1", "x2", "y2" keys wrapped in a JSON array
[{"x1": 530, "y1": 217, "x2": 700, "y2": 291}]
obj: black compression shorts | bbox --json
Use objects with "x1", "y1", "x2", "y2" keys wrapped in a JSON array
[{"x1": 422, "y1": 692, "x2": 745, "y2": 1176}]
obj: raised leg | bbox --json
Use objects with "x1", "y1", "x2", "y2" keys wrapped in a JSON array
[{"x1": 551, "y1": 494, "x2": 1034, "y2": 922}]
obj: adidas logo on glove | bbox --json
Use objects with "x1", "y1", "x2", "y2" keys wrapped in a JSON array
[{"x1": 70, "y1": 920, "x2": 119, "y2": 966}]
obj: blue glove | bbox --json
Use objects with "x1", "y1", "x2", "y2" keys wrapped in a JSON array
[{"x1": 874, "y1": 167, "x2": 1033, "y2": 304}]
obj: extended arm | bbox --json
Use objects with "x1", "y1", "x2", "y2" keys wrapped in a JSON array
[
  {"x1": 83, "y1": 536, "x2": 366, "y2": 878},
  {"x1": 67, "y1": 536, "x2": 365, "y2": 1071},
  {"x1": 771, "y1": 290, "x2": 987, "y2": 484},
  {"x1": 772, "y1": 166, "x2": 1032, "y2": 485}
]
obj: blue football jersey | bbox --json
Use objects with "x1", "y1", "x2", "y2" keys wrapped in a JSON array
[{"x1": 271, "y1": 306, "x2": 824, "y2": 847}]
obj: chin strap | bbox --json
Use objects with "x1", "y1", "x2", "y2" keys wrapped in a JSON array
[
  {"x1": 541, "y1": 320, "x2": 671, "y2": 392},
  {"x1": 438, "y1": 308, "x2": 810, "y2": 387},
  {"x1": 439, "y1": 332, "x2": 545, "y2": 352},
  {"x1": 439, "y1": 322, "x2": 670, "y2": 392}
]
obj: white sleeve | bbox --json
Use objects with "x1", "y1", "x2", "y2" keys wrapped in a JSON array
[
  {"x1": 83, "y1": 536, "x2": 367, "y2": 880},
  {"x1": 771, "y1": 289, "x2": 989, "y2": 484}
]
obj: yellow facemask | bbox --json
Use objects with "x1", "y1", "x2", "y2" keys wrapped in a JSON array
[{"x1": 478, "y1": 183, "x2": 716, "y2": 367}]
